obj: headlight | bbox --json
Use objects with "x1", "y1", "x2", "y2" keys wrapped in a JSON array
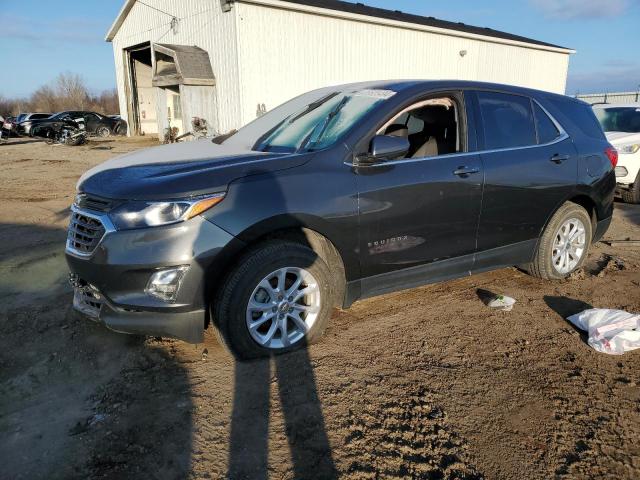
[
  {"x1": 619, "y1": 144, "x2": 640, "y2": 154},
  {"x1": 108, "y1": 193, "x2": 225, "y2": 230}
]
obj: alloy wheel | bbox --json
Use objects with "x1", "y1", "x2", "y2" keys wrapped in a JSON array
[
  {"x1": 552, "y1": 217, "x2": 586, "y2": 274},
  {"x1": 245, "y1": 267, "x2": 321, "y2": 349}
]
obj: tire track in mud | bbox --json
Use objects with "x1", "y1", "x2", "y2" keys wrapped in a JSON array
[{"x1": 338, "y1": 384, "x2": 483, "y2": 479}]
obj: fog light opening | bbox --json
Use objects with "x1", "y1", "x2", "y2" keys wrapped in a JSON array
[{"x1": 145, "y1": 266, "x2": 189, "y2": 302}]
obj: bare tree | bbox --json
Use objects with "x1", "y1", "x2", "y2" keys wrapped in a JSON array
[
  {"x1": 0, "y1": 73, "x2": 119, "y2": 117},
  {"x1": 30, "y1": 86, "x2": 59, "y2": 113},
  {"x1": 55, "y1": 72, "x2": 89, "y2": 110}
]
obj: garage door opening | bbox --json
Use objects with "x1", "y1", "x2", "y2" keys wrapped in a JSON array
[{"x1": 126, "y1": 43, "x2": 158, "y2": 135}]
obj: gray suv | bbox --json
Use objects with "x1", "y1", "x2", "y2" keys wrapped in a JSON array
[{"x1": 66, "y1": 80, "x2": 616, "y2": 358}]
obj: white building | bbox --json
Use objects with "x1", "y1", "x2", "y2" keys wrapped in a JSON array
[{"x1": 106, "y1": 0, "x2": 574, "y2": 137}]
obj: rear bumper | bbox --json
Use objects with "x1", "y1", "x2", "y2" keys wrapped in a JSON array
[{"x1": 66, "y1": 214, "x2": 243, "y2": 343}]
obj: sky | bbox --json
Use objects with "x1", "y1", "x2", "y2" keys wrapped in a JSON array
[{"x1": 1, "y1": 0, "x2": 639, "y2": 98}]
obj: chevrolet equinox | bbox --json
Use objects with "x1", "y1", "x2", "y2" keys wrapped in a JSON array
[{"x1": 66, "y1": 81, "x2": 616, "y2": 358}]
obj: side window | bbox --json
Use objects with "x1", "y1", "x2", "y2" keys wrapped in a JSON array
[
  {"x1": 533, "y1": 103, "x2": 561, "y2": 144},
  {"x1": 377, "y1": 96, "x2": 461, "y2": 159},
  {"x1": 477, "y1": 91, "x2": 536, "y2": 149}
]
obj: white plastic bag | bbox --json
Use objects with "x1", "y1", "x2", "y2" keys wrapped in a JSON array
[{"x1": 567, "y1": 309, "x2": 640, "y2": 355}]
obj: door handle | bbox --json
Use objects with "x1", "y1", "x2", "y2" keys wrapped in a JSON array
[
  {"x1": 550, "y1": 154, "x2": 570, "y2": 164},
  {"x1": 453, "y1": 166, "x2": 480, "y2": 177}
]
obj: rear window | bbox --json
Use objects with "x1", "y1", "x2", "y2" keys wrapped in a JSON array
[
  {"x1": 477, "y1": 91, "x2": 536, "y2": 149},
  {"x1": 549, "y1": 98, "x2": 605, "y2": 140}
]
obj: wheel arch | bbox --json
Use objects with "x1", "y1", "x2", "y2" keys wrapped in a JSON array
[
  {"x1": 539, "y1": 194, "x2": 598, "y2": 244},
  {"x1": 205, "y1": 215, "x2": 351, "y2": 329}
]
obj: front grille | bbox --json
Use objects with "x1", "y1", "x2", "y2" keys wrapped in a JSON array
[
  {"x1": 75, "y1": 193, "x2": 113, "y2": 213},
  {"x1": 67, "y1": 212, "x2": 106, "y2": 255}
]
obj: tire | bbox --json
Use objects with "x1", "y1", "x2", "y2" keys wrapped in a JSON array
[
  {"x1": 114, "y1": 122, "x2": 127, "y2": 136},
  {"x1": 526, "y1": 202, "x2": 592, "y2": 280},
  {"x1": 621, "y1": 172, "x2": 640, "y2": 204},
  {"x1": 96, "y1": 126, "x2": 111, "y2": 138},
  {"x1": 212, "y1": 240, "x2": 334, "y2": 359}
]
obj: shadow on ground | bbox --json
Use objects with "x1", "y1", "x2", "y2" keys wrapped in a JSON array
[{"x1": 0, "y1": 223, "x2": 194, "y2": 479}]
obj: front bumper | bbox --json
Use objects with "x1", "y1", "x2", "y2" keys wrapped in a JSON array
[{"x1": 66, "y1": 213, "x2": 242, "y2": 343}]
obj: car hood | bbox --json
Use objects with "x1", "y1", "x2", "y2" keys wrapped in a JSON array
[
  {"x1": 605, "y1": 131, "x2": 640, "y2": 145},
  {"x1": 78, "y1": 140, "x2": 308, "y2": 200}
]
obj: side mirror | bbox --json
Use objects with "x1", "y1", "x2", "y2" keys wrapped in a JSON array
[{"x1": 364, "y1": 135, "x2": 410, "y2": 164}]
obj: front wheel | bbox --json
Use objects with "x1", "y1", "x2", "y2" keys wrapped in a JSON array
[
  {"x1": 526, "y1": 202, "x2": 592, "y2": 280},
  {"x1": 212, "y1": 241, "x2": 334, "y2": 359}
]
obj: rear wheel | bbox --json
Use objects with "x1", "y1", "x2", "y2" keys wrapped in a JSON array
[
  {"x1": 212, "y1": 241, "x2": 334, "y2": 359},
  {"x1": 621, "y1": 172, "x2": 640, "y2": 204},
  {"x1": 527, "y1": 202, "x2": 592, "y2": 280}
]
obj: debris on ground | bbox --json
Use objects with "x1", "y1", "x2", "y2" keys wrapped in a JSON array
[
  {"x1": 568, "y1": 268, "x2": 586, "y2": 280},
  {"x1": 567, "y1": 308, "x2": 640, "y2": 355},
  {"x1": 589, "y1": 253, "x2": 626, "y2": 277},
  {"x1": 487, "y1": 295, "x2": 516, "y2": 311},
  {"x1": 604, "y1": 239, "x2": 640, "y2": 247}
]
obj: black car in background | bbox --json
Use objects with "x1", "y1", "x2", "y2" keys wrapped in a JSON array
[
  {"x1": 30, "y1": 111, "x2": 127, "y2": 138},
  {"x1": 65, "y1": 80, "x2": 616, "y2": 359}
]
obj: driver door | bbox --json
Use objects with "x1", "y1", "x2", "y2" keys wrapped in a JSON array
[{"x1": 355, "y1": 91, "x2": 483, "y2": 295}]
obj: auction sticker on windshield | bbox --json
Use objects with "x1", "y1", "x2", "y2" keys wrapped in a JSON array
[{"x1": 354, "y1": 89, "x2": 397, "y2": 100}]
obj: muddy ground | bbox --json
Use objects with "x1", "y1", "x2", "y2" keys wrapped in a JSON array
[{"x1": 0, "y1": 136, "x2": 639, "y2": 480}]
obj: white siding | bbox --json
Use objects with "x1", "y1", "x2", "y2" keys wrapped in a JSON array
[
  {"x1": 111, "y1": 0, "x2": 241, "y2": 134},
  {"x1": 235, "y1": 2, "x2": 570, "y2": 125}
]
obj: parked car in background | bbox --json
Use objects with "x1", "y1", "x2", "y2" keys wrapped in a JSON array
[
  {"x1": 29, "y1": 111, "x2": 127, "y2": 138},
  {"x1": 593, "y1": 103, "x2": 640, "y2": 203},
  {"x1": 66, "y1": 80, "x2": 616, "y2": 359},
  {"x1": 15, "y1": 112, "x2": 53, "y2": 135},
  {"x1": 1, "y1": 115, "x2": 18, "y2": 138}
]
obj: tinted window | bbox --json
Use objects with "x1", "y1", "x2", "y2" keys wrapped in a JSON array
[
  {"x1": 31, "y1": 113, "x2": 51, "y2": 120},
  {"x1": 533, "y1": 103, "x2": 560, "y2": 144},
  {"x1": 549, "y1": 98, "x2": 605, "y2": 140},
  {"x1": 478, "y1": 91, "x2": 536, "y2": 149},
  {"x1": 594, "y1": 107, "x2": 640, "y2": 133}
]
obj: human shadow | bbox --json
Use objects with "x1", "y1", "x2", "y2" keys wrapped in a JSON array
[
  {"x1": 228, "y1": 343, "x2": 338, "y2": 479},
  {"x1": 214, "y1": 168, "x2": 339, "y2": 478}
]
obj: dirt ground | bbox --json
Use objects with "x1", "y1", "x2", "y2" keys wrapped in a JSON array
[{"x1": 0, "y1": 136, "x2": 639, "y2": 480}]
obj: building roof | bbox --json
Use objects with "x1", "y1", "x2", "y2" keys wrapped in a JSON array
[
  {"x1": 106, "y1": 0, "x2": 572, "y2": 53},
  {"x1": 280, "y1": 0, "x2": 569, "y2": 50}
]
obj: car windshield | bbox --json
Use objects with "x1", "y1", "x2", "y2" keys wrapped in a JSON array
[
  {"x1": 16, "y1": 114, "x2": 27, "y2": 123},
  {"x1": 255, "y1": 89, "x2": 396, "y2": 152},
  {"x1": 594, "y1": 107, "x2": 640, "y2": 133}
]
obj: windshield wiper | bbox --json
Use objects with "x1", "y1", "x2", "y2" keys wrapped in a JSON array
[
  {"x1": 287, "y1": 91, "x2": 340, "y2": 124},
  {"x1": 300, "y1": 96, "x2": 350, "y2": 151},
  {"x1": 253, "y1": 91, "x2": 340, "y2": 151}
]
